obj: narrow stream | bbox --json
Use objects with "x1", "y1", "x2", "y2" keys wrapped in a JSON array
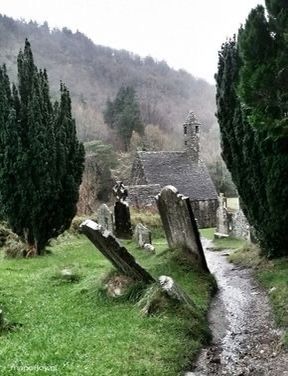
[{"x1": 186, "y1": 240, "x2": 288, "y2": 376}]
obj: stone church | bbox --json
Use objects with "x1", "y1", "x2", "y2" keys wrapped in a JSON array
[{"x1": 129, "y1": 111, "x2": 218, "y2": 228}]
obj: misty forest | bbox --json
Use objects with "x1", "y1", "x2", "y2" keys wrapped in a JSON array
[{"x1": 0, "y1": 1, "x2": 287, "y2": 375}]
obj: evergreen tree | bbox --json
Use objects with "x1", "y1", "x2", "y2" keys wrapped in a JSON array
[
  {"x1": 216, "y1": 1, "x2": 288, "y2": 257},
  {"x1": 0, "y1": 39, "x2": 84, "y2": 254},
  {"x1": 103, "y1": 86, "x2": 144, "y2": 151}
]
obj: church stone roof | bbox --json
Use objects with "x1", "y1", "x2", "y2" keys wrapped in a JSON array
[{"x1": 136, "y1": 151, "x2": 217, "y2": 201}]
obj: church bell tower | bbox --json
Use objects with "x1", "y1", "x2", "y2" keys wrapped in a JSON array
[{"x1": 183, "y1": 111, "x2": 200, "y2": 163}]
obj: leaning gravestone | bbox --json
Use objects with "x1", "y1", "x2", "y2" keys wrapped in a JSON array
[
  {"x1": 113, "y1": 181, "x2": 133, "y2": 239},
  {"x1": 134, "y1": 223, "x2": 152, "y2": 248},
  {"x1": 97, "y1": 204, "x2": 114, "y2": 232},
  {"x1": 80, "y1": 220, "x2": 154, "y2": 283},
  {"x1": 156, "y1": 185, "x2": 209, "y2": 273}
]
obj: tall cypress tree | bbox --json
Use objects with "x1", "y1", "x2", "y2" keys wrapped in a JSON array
[
  {"x1": 216, "y1": 2, "x2": 288, "y2": 257},
  {"x1": 103, "y1": 86, "x2": 144, "y2": 151},
  {"x1": 0, "y1": 39, "x2": 84, "y2": 254},
  {"x1": 0, "y1": 65, "x2": 18, "y2": 221}
]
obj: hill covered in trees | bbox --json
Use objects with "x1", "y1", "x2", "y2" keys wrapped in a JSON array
[{"x1": 0, "y1": 13, "x2": 218, "y2": 157}]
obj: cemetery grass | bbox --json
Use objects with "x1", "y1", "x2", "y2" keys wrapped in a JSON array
[
  {"x1": 200, "y1": 228, "x2": 246, "y2": 250},
  {"x1": 0, "y1": 233, "x2": 215, "y2": 376},
  {"x1": 229, "y1": 246, "x2": 288, "y2": 347}
]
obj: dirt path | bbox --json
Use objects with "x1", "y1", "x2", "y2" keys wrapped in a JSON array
[{"x1": 186, "y1": 240, "x2": 288, "y2": 376}]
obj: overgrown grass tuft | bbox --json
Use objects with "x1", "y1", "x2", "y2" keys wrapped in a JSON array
[
  {"x1": 0, "y1": 222, "x2": 27, "y2": 258},
  {"x1": 0, "y1": 233, "x2": 215, "y2": 375},
  {"x1": 229, "y1": 244, "x2": 264, "y2": 267}
]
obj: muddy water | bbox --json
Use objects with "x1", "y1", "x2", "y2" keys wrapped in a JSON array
[{"x1": 186, "y1": 240, "x2": 288, "y2": 376}]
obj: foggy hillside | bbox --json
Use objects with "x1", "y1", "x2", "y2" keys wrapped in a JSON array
[{"x1": 0, "y1": 14, "x2": 218, "y2": 156}]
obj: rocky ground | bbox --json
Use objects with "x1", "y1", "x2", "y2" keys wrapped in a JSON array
[{"x1": 186, "y1": 242, "x2": 288, "y2": 376}]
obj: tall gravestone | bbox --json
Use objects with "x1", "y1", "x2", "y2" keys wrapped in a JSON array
[
  {"x1": 113, "y1": 181, "x2": 133, "y2": 239},
  {"x1": 97, "y1": 204, "x2": 114, "y2": 233},
  {"x1": 156, "y1": 185, "x2": 209, "y2": 273}
]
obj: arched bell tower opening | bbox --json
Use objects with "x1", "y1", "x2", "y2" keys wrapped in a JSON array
[{"x1": 183, "y1": 111, "x2": 200, "y2": 163}]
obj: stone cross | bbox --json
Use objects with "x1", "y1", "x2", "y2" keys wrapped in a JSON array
[
  {"x1": 112, "y1": 181, "x2": 128, "y2": 202},
  {"x1": 156, "y1": 185, "x2": 209, "y2": 272}
]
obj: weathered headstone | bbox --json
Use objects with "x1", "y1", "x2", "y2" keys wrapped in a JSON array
[
  {"x1": 159, "y1": 275, "x2": 196, "y2": 308},
  {"x1": 113, "y1": 181, "x2": 133, "y2": 239},
  {"x1": 144, "y1": 243, "x2": 155, "y2": 253},
  {"x1": 80, "y1": 220, "x2": 154, "y2": 283},
  {"x1": 215, "y1": 193, "x2": 230, "y2": 238},
  {"x1": 156, "y1": 185, "x2": 209, "y2": 272},
  {"x1": 140, "y1": 275, "x2": 196, "y2": 315},
  {"x1": 97, "y1": 204, "x2": 114, "y2": 232},
  {"x1": 134, "y1": 223, "x2": 152, "y2": 248},
  {"x1": 230, "y1": 209, "x2": 250, "y2": 240}
]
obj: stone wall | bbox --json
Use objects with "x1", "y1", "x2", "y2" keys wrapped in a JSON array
[
  {"x1": 127, "y1": 184, "x2": 161, "y2": 211},
  {"x1": 190, "y1": 199, "x2": 218, "y2": 229},
  {"x1": 128, "y1": 184, "x2": 217, "y2": 227}
]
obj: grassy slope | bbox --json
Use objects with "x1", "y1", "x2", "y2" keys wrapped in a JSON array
[
  {"x1": 0, "y1": 234, "x2": 214, "y2": 376},
  {"x1": 229, "y1": 247, "x2": 288, "y2": 346}
]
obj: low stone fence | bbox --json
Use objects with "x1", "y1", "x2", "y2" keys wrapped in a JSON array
[{"x1": 127, "y1": 184, "x2": 161, "y2": 211}]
